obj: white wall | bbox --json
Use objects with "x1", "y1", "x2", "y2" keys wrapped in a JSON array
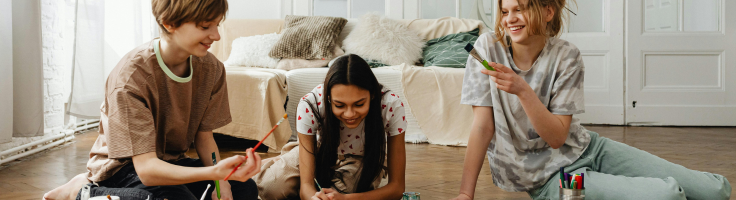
[
  {"x1": 0, "y1": 0, "x2": 13, "y2": 144},
  {"x1": 227, "y1": 0, "x2": 283, "y2": 19}
]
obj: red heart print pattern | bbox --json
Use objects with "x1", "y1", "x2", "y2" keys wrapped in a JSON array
[
  {"x1": 349, "y1": 144, "x2": 353, "y2": 149},
  {"x1": 306, "y1": 108, "x2": 310, "y2": 113},
  {"x1": 389, "y1": 107, "x2": 393, "y2": 112},
  {"x1": 308, "y1": 128, "x2": 312, "y2": 133},
  {"x1": 311, "y1": 120, "x2": 314, "y2": 124},
  {"x1": 317, "y1": 102, "x2": 321, "y2": 106},
  {"x1": 341, "y1": 149, "x2": 345, "y2": 154},
  {"x1": 391, "y1": 94, "x2": 395, "y2": 97},
  {"x1": 356, "y1": 135, "x2": 360, "y2": 139},
  {"x1": 401, "y1": 102, "x2": 404, "y2": 107},
  {"x1": 298, "y1": 115, "x2": 302, "y2": 120},
  {"x1": 403, "y1": 116, "x2": 405, "y2": 121},
  {"x1": 398, "y1": 128, "x2": 403, "y2": 133},
  {"x1": 318, "y1": 85, "x2": 322, "y2": 89},
  {"x1": 382, "y1": 105, "x2": 386, "y2": 109}
]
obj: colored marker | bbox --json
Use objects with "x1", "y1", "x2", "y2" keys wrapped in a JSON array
[
  {"x1": 580, "y1": 173, "x2": 585, "y2": 189},
  {"x1": 560, "y1": 167, "x2": 566, "y2": 189},
  {"x1": 212, "y1": 152, "x2": 221, "y2": 200}
]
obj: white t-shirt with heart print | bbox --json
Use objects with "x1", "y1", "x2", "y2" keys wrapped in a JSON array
[{"x1": 296, "y1": 84, "x2": 407, "y2": 155}]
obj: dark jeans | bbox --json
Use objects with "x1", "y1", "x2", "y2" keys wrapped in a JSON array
[{"x1": 76, "y1": 158, "x2": 258, "y2": 200}]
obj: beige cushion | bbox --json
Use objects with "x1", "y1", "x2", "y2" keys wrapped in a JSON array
[
  {"x1": 269, "y1": 15, "x2": 347, "y2": 60},
  {"x1": 402, "y1": 17, "x2": 486, "y2": 41},
  {"x1": 210, "y1": 19, "x2": 285, "y2": 61},
  {"x1": 275, "y1": 45, "x2": 345, "y2": 71}
]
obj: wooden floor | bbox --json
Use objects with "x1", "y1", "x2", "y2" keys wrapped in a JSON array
[{"x1": 0, "y1": 125, "x2": 734, "y2": 199}]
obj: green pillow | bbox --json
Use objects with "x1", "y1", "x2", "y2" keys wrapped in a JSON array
[
  {"x1": 422, "y1": 28, "x2": 480, "y2": 68},
  {"x1": 364, "y1": 58, "x2": 389, "y2": 68}
]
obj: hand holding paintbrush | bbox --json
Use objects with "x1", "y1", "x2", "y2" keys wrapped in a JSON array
[{"x1": 223, "y1": 113, "x2": 288, "y2": 181}]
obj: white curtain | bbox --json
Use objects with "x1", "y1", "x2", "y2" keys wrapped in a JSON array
[{"x1": 67, "y1": 0, "x2": 158, "y2": 119}]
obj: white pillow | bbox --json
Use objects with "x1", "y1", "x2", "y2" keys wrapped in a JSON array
[
  {"x1": 224, "y1": 33, "x2": 281, "y2": 68},
  {"x1": 343, "y1": 13, "x2": 425, "y2": 66}
]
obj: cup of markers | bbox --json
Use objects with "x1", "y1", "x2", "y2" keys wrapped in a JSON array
[
  {"x1": 559, "y1": 167, "x2": 585, "y2": 200},
  {"x1": 402, "y1": 192, "x2": 420, "y2": 200}
]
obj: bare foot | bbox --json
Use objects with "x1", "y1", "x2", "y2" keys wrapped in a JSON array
[{"x1": 43, "y1": 173, "x2": 90, "y2": 200}]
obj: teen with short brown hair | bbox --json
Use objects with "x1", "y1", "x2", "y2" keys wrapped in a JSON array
[{"x1": 43, "y1": 0, "x2": 262, "y2": 199}]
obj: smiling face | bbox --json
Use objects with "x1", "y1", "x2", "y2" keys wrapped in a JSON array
[
  {"x1": 164, "y1": 15, "x2": 222, "y2": 57},
  {"x1": 330, "y1": 84, "x2": 371, "y2": 129},
  {"x1": 499, "y1": 0, "x2": 555, "y2": 45}
]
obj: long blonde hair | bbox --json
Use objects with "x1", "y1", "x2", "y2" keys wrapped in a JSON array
[{"x1": 494, "y1": 0, "x2": 576, "y2": 46}]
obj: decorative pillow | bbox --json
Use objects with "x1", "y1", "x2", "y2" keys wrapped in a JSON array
[
  {"x1": 276, "y1": 45, "x2": 345, "y2": 71},
  {"x1": 422, "y1": 28, "x2": 480, "y2": 68},
  {"x1": 269, "y1": 15, "x2": 347, "y2": 60},
  {"x1": 224, "y1": 33, "x2": 281, "y2": 68},
  {"x1": 343, "y1": 13, "x2": 425, "y2": 66},
  {"x1": 337, "y1": 18, "x2": 358, "y2": 46}
]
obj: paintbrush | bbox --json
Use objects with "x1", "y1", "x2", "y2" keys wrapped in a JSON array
[
  {"x1": 314, "y1": 178, "x2": 323, "y2": 191},
  {"x1": 464, "y1": 43, "x2": 496, "y2": 71},
  {"x1": 224, "y1": 113, "x2": 288, "y2": 181},
  {"x1": 200, "y1": 184, "x2": 211, "y2": 200}
]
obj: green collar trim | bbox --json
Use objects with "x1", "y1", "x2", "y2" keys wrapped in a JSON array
[{"x1": 154, "y1": 39, "x2": 193, "y2": 83}]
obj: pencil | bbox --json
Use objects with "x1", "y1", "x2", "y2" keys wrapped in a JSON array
[{"x1": 224, "y1": 114, "x2": 288, "y2": 181}]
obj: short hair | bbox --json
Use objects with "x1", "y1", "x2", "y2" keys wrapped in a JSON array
[
  {"x1": 152, "y1": 0, "x2": 228, "y2": 35},
  {"x1": 494, "y1": 0, "x2": 575, "y2": 46}
]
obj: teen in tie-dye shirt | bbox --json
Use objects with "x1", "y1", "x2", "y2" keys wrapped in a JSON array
[{"x1": 453, "y1": 0, "x2": 730, "y2": 199}]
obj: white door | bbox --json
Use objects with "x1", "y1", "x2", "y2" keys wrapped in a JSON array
[
  {"x1": 561, "y1": 0, "x2": 625, "y2": 124},
  {"x1": 294, "y1": 0, "x2": 403, "y2": 19},
  {"x1": 626, "y1": 0, "x2": 736, "y2": 125}
]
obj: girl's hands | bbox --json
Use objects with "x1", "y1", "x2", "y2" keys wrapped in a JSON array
[
  {"x1": 311, "y1": 188, "x2": 345, "y2": 200},
  {"x1": 213, "y1": 149, "x2": 262, "y2": 182},
  {"x1": 481, "y1": 62, "x2": 532, "y2": 96},
  {"x1": 310, "y1": 190, "x2": 330, "y2": 200}
]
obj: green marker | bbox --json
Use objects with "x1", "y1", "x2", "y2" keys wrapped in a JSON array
[
  {"x1": 314, "y1": 178, "x2": 323, "y2": 191},
  {"x1": 212, "y1": 152, "x2": 221, "y2": 200}
]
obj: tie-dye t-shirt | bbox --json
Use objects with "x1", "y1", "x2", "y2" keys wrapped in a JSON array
[{"x1": 460, "y1": 33, "x2": 591, "y2": 192}]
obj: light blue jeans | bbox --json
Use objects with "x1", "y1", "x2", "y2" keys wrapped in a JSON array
[{"x1": 529, "y1": 131, "x2": 731, "y2": 200}]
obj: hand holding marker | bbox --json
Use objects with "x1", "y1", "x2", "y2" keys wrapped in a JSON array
[
  {"x1": 464, "y1": 43, "x2": 496, "y2": 71},
  {"x1": 224, "y1": 114, "x2": 288, "y2": 181}
]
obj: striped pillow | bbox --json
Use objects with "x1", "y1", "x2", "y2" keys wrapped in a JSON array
[{"x1": 269, "y1": 15, "x2": 347, "y2": 60}]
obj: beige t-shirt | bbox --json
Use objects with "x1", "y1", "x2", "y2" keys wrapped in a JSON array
[{"x1": 86, "y1": 39, "x2": 231, "y2": 182}]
